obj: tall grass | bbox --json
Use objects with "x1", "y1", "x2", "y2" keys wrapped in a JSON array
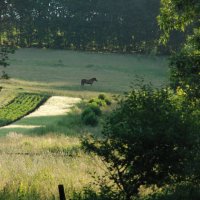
[{"x1": 0, "y1": 133, "x2": 104, "y2": 199}]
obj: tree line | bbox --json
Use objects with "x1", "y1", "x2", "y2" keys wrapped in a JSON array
[{"x1": 0, "y1": 0, "x2": 184, "y2": 54}]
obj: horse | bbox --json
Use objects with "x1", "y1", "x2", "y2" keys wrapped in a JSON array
[{"x1": 81, "y1": 78, "x2": 97, "y2": 86}]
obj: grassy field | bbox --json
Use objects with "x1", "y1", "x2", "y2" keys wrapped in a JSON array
[
  {"x1": 0, "y1": 49, "x2": 170, "y2": 199},
  {"x1": 2, "y1": 48, "x2": 169, "y2": 97},
  {"x1": 0, "y1": 133, "x2": 104, "y2": 199}
]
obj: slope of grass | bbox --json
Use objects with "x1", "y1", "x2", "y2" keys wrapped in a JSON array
[
  {"x1": 4, "y1": 48, "x2": 169, "y2": 96},
  {"x1": 0, "y1": 93, "x2": 48, "y2": 127}
]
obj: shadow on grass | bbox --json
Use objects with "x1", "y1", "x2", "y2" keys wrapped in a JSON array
[
  {"x1": 0, "y1": 111, "x2": 102, "y2": 137},
  {"x1": 30, "y1": 112, "x2": 102, "y2": 137}
]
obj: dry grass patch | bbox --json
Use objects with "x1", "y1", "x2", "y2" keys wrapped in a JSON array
[{"x1": 0, "y1": 134, "x2": 103, "y2": 199}]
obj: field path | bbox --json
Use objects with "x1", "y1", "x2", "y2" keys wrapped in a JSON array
[{"x1": 1, "y1": 96, "x2": 81, "y2": 129}]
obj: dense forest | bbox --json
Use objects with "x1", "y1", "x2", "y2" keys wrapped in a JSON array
[{"x1": 0, "y1": 0, "x2": 184, "y2": 54}]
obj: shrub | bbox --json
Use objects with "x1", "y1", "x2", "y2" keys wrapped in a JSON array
[
  {"x1": 88, "y1": 103, "x2": 102, "y2": 116},
  {"x1": 88, "y1": 98, "x2": 106, "y2": 107},
  {"x1": 81, "y1": 107, "x2": 93, "y2": 119},
  {"x1": 82, "y1": 84, "x2": 200, "y2": 200},
  {"x1": 105, "y1": 98, "x2": 112, "y2": 106},
  {"x1": 88, "y1": 98, "x2": 95, "y2": 104},
  {"x1": 82, "y1": 110, "x2": 98, "y2": 126},
  {"x1": 98, "y1": 94, "x2": 106, "y2": 100}
]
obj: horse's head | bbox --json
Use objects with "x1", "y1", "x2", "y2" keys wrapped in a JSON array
[{"x1": 93, "y1": 78, "x2": 97, "y2": 81}]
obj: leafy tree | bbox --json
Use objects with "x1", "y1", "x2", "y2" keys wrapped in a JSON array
[
  {"x1": 83, "y1": 84, "x2": 199, "y2": 200},
  {"x1": 158, "y1": 0, "x2": 200, "y2": 44},
  {"x1": 0, "y1": 0, "x2": 183, "y2": 53},
  {"x1": 158, "y1": 0, "x2": 200, "y2": 98}
]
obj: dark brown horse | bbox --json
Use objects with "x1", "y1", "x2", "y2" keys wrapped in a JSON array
[{"x1": 81, "y1": 78, "x2": 97, "y2": 86}]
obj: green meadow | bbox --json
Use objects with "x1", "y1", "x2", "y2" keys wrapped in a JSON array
[
  {"x1": 3, "y1": 48, "x2": 169, "y2": 95},
  {"x1": 0, "y1": 48, "x2": 170, "y2": 199}
]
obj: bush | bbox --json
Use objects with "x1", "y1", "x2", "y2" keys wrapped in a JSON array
[
  {"x1": 82, "y1": 110, "x2": 98, "y2": 126},
  {"x1": 83, "y1": 84, "x2": 200, "y2": 200},
  {"x1": 98, "y1": 94, "x2": 112, "y2": 105},
  {"x1": 88, "y1": 98, "x2": 106, "y2": 107},
  {"x1": 88, "y1": 103, "x2": 102, "y2": 116},
  {"x1": 98, "y1": 94, "x2": 106, "y2": 100},
  {"x1": 81, "y1": 107, "x2": 93, "y2": 119},
  {"x1": 105, "y1": 98, "x2": 112, "y2": 106}
]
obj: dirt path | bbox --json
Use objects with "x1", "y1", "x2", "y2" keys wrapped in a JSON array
[{"x1": 1, "y1": 96, "x2": 81, "y2": 129}]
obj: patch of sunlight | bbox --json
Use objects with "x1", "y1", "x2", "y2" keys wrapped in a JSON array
[{"x1": 26, "y1": 96, "x2": 81, "y2": 117}]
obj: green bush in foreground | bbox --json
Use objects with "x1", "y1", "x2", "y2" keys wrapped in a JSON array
[{"x1": 83, "y1": 84, "x2": 200, "y2": 200}]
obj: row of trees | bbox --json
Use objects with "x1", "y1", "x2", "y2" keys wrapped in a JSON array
[{"x1": 0, "y1": 0, "x2": 184, "y2": 54}]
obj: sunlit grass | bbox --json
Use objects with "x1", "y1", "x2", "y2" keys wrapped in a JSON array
[{"x1": 0, "y1": 133, "x2": 104, "y2": 199}]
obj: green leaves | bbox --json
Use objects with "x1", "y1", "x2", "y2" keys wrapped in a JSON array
[{"x1": 158, "y1": 0, "x2": 199, "y2": 44}]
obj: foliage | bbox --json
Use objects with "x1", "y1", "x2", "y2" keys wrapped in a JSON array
[
  {"x1": 0, "y1": 43, "x2": 15, "y2": 78},
  {"x1": 82, "y1": 111, "x2": 98, "y2": 126},
  {"x1": 88, "y1": 104, "x2": 102, "y2": 116},
  {"x1": 81, "y1": 107, "x2": 98, "y2": 126},
  {"x1": 89, "y1": 98, "x2": 107, "y2": 107},
  {"x1": 158, "y1": 0, "x2": 200, "y2": 99},
  {"x1": 0, "y1": 0, "x2": 183, "y2": 54},
  {"x1": 144, "y1": 183, "x2": 200, "y2": 200},
  {"x1": 169, "y1": 28, "x2": 200, "y2": 99},
  {"x1": 97, "y1": 94, "x2": 112, "y2": 106},
  {"x1": 81, "y1": 94, "x2": 113, "y2": 126},
  {"x1": 158, "y1": 0, "x2": 200, "y2": 44},
  {"x1": 98, "y1": 94, "x2": 106, "y2": 100},
  {"x1": 89, "y1": 95, "x2": 112, "y2": 107},
  {"x1": 170, "y1": 53, "x2": 200, "y2": 98},
  {"x1": 0, "y1": 93, "x2": 48, "y2": 127},
  {"x1": 82, "y1": 84, "x2": 200, "y2": 200}
]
